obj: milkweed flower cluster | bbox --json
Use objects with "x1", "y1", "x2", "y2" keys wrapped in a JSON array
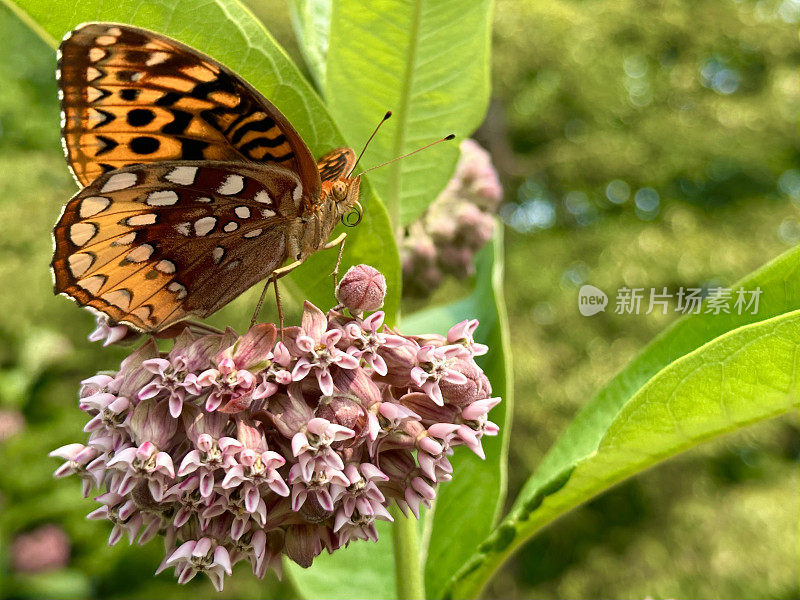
[
  {"x1": 401, "y1": 139, "x2": 503, "y2": 296},
  {"x1": 51, "y1": 266, "x2": 500, "y2": 591}
]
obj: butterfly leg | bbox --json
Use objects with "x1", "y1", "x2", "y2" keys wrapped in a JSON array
[
  {"x1": 322, "y1": 233, "x2": 347, "y2": 288},
  {"x1": 249, "y1": 259, "x2": 305, "y2": 330}
]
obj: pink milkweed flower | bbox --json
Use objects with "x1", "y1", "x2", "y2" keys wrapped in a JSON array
[
  {"x1": 197, "y1": 357, "x2": 256, "y2": 413},
  {"x1": 461, "y1": 396, "x2": 502, "y2": 442},
  {"x1": 79, "y1": 373, "x2": 119, "y2": 403},
  {"x1": 106, "y1": 441, "x2": 175, "y2": 501},
  {"x1": 49, "y1": 443, "x2": 101, "y2": 496},
  {"x1": 138, "y1": 356, "x2": 201, "y2": 418},
  {"x1": 446, "y1": 319, "x2": 488, "y2": 357},
  {"x1": 164, "y1": 475, "x2": 216, "y2": 529},
  {"x1": 195, "y1": 325, "x2": 275, "y2": 413},
  {"x1": 416, "y1": 423, "x2": 461, "y2": 482},
  {"x1": 330, "y1": 463, "x2": 391, "y2": 522},
  {"x1": 344, "y1": 311, "x2": 391, "y2": 375},
  {"x1": 177, "y1": 430, "x2": 242, "y2": 499},
  {"x1": 82, "y1": 393, "x2": 133, "y2": 451},
  {"x1": 252, "y1": 341, "x2": 294, "y2": 401},
  {"x1": 291, "y1": 417, "x2": 355, "y2": 481},
  {"x1": 288, "y1": 463, "x2": 349, "y2": 513},
  {"x1": 87, "y1": 492, "x2": 144, "y2": 546},
  {"x1": 163, "y1": 537, "x2": 232, "y2": 591},
  {"x1": 228, "y1": 527, "x2": 274, "y2": 579},
  {"x1": 291, "y1": 302, "x2": 360, "y2": 396},
  {"x1": 222, "y1": 420, "x2": 289, "y2": 503},
  {"x1": 88, "y1": 314, "x2": 131, "y2": 346},
  {"x1": 410, "y1": 345, "x2": 469, "y2": 406}
]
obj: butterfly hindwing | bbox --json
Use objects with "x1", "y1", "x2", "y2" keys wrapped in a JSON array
[
  {"x1": 52, "y1": 161, "x2": 300, "y2": 331},
  {"x1": 58, "y1": 22, "x2": 321, "y2": 198}
]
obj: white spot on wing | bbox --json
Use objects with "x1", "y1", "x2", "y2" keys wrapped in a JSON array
[
  {"x1": 155, "y1": 260, "x2": 176, "y2": 274},
  {"x1": 95, "y1": 35, "x2": 117, "y2": 46},
  {"x1": 101, "y1": 289, "x2": 132, "y2": 310},
  {"x1": 175, "y1": 222, "x2": 191, "y2": 236},
  {"x1": 131, "y1": 306, "x2": 152, "y2": 322},
  {"x1": 167, "y1": 282, "x2": 188, "y2": 300},
  {"x1": 254, "y1": 190, "x2": 272, "y2": 204},
  {"x1": 87, "y1": 108, "x2": 109, "y2": 127},
  {"x1": 261, "y1": 208, "x2": 275, "y2": 218},
  {"x1": 86, "y1": 66, "x2": 103, "y2": 81},
  {"x1": 78, "y1": 275, "x2": 105, "y2": 295},
  {"x1": 125, "y1": 244, "x2": 154, "y2": 263},
  {"x1": 212, "y1": 247, "x2": 225, "y2": 264},
  {"x1": 112, "y1": 231, "x2": 137, "y2": 246},
  {"x1": 68, "y1": 253, "x2": 94, "y2": 277},
  {"x1": 243, "y1": 228, "x2": 263, "y2": 239},
  {"x1": 234, "y1": 206, "x2": 250, "y2": 219},
  {"x1": 86, "y1": 87, "x2": 104, "y2": 102},
  {"x1": 146, "y1": 51, "x2": 170, "y2": 66},
  {"x1": 106, "y1": 27, "x2": 123, "y2": 36},
  {"x1": 165, "y1": 166, "x2": 198, "y2": 186},
  {"x1": 217, "y1": 174, "x2": 245, "y2": 195},
  {"x1": 223, "y1": 222, "x2": 238, "y2": 233},
  {"x1": 293, "y1": 183, "x2": 303, "y2": 202},
  {"x1": 194, "y1": 216, "x2": 217, "y2": 236},
  {"x1": 146, "y1": 190, "x2": 179, "y2": 206},
  {"x1": 196, "y1": 197, "x2": 212, "y2": 203},
  {"x1": 69, "y1": 222, "x2": 97, "y2": 246},
  {"x1": 126, "y1": 213, "x2": 158, "y2": 226},
  {"x1": 88, "y1": 47, "x2": 106, "y2": 62},
  {"x1": 79, "y1": 196, "x2": 110, "y2": 218},
  {"x1": 102, "y1": 172, "x2": 137, "y2": 192}
]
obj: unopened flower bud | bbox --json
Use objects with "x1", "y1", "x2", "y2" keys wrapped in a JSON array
[{"x1": 336, "y1": 265, "x2": 386, "y2": 313}]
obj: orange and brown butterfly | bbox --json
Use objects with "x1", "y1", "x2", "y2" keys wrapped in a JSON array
[{"x1": 51, "y1": 22, "x2": 365, "y2": 333}]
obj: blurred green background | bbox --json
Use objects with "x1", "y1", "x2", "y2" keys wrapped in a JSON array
[{"x1": 0, "y1": 0, "x2": 797, "y2": 598}]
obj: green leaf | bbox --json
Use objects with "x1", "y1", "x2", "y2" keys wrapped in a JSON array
[
  {"x1": 403, "y1": 225, "x2": 512, "y2": 600},
  {"x1": 325, "y1": 0, "x2": 492, "y2": 228},
  {"x1": 288, "y1": 0, "x2": 331, "y2": 90},
  {"x1": 3, "y1": 0, "x2": 401, "y2": 322},
  {"x1": 286, "y1": 520, "x2": 396, "y2": 599},
  {"x1": 444, "y1": 247, "x2": 800, "y2": 599}
]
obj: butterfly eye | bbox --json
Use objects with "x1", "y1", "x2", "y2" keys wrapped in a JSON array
[
  {"x1": 331, "y1": 181, "x2": 348, "y2": 201},
  {"x1": 342, "y1": 201, "x2": 363, "y2": 227}
]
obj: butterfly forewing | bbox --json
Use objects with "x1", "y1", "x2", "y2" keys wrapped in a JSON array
[
  {"x1": 52, "y1": 161, "x2": 300, "y2": 331},
  {"x1": 58, "y1": 23, "x2": 320, "y2": 197},
  {"x1": 317, "y1": 147, "x2": 356, "y2": 184}
]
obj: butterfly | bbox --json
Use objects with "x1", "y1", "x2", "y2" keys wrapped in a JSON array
[{"x1": 51, "y1": 23, "x2": 364, "y2": 334}]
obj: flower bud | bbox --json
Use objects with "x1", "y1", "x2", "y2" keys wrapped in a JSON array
[{"x1": 336, "y1": 265, "x2": 386, "y2": 313}]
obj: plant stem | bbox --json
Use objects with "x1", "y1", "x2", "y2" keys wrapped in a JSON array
[{"x1": 392, "y1": 507, "x2": 425, "y2": 599}]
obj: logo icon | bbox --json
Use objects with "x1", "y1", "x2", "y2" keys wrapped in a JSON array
[{"x1": 578, "y1": 284, "x2": 608, "y2": 316}]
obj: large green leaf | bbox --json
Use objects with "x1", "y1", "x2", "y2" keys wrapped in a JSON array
[
  {"x1": 444, "y1": 247, "x2": 800, "y2": 599},
  {"x1": 325, "y1": 0, "x2": 492, "y2": 228},
  {"x1": 403, "y1": 227, "x2": 512, "y2": 599},
  {"x1": 3, "y1": 0, "x2": 401, "y2": 322},
  {"x1": 288, "y1": 0, "x2": 331, "y2": 89}
]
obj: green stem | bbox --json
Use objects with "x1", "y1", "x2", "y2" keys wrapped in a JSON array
[{"x1": 392, "y1": 506, "x2": 425, "y2": 599}]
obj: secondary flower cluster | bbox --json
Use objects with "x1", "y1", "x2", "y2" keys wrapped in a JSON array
[
  {"x1": 51, "y1": 271, "x2": 500, "y2": 591},
  {"x1": 401, "y1": 139, "x2": 503, "y2": 296}
]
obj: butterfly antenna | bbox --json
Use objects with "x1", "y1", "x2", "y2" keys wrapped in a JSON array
[
  {"x1": 348, "y1": 111, "x2": 393, "y2": 176},
  {"x1": 356, "y1": 134, "x2": 456, "y2": 177}
]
